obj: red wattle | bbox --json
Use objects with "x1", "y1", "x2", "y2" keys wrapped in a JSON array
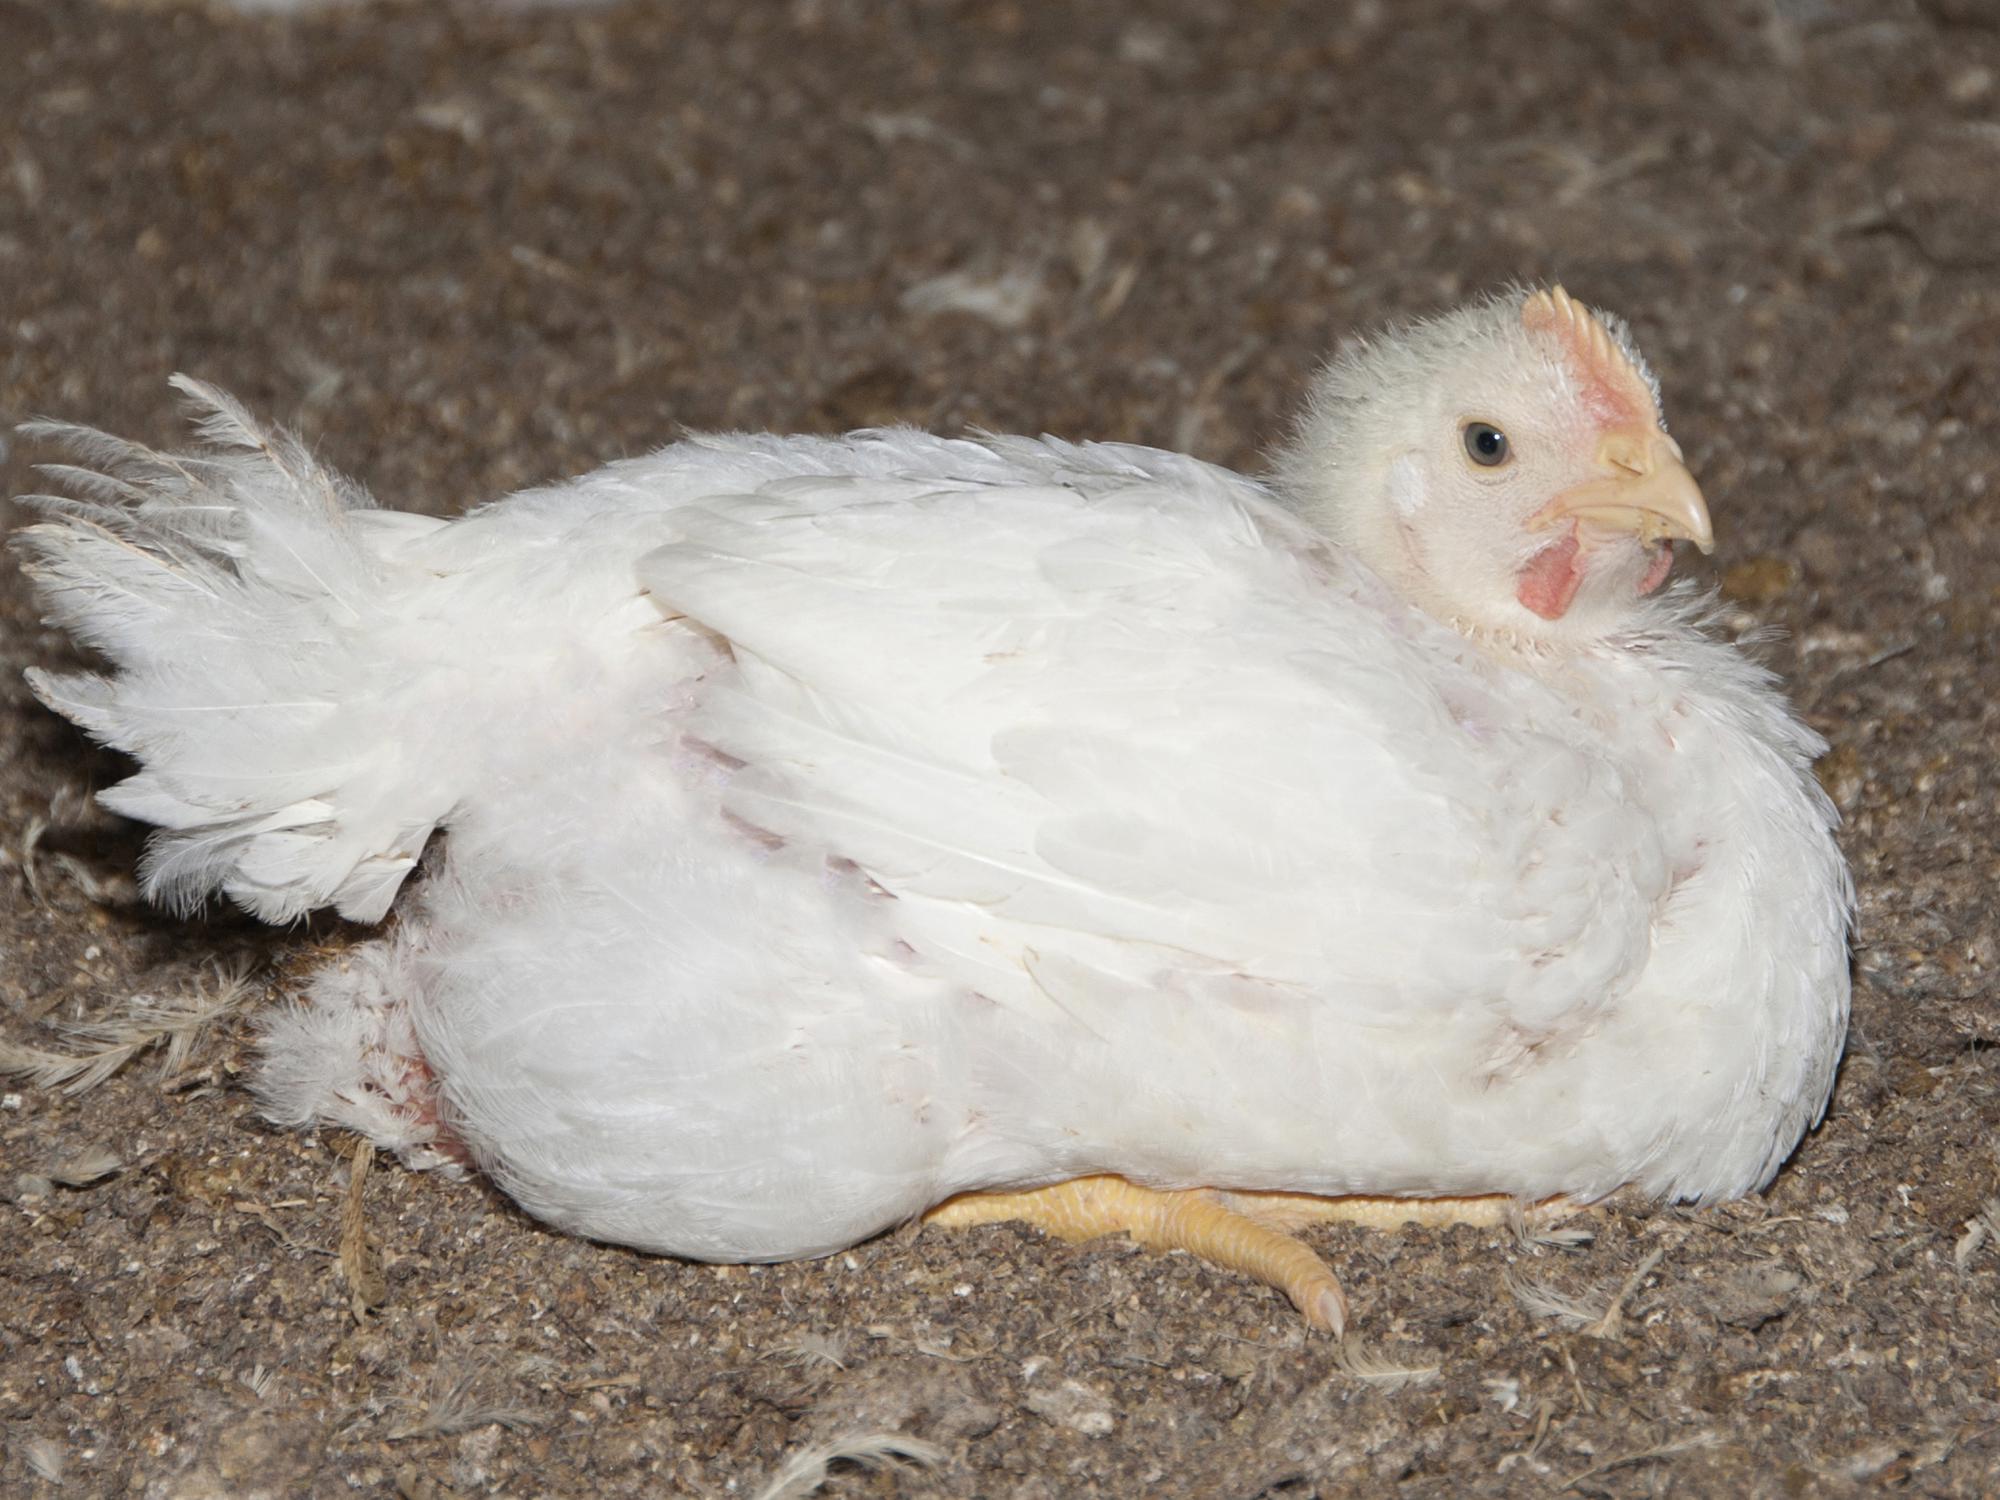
[
  {"x1": 1516, "y1": 535, "x2": 1583, "y2": 620},
  {"x1": 1638, "y1": 544, "x2": 1673, "y2": 596}
]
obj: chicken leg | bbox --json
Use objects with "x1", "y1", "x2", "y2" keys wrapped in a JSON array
[{"x1": 925, "y1": 1175, "x2": 1582, "y2": 1333}]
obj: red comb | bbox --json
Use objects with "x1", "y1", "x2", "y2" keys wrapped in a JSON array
[{"x1": 1521, "y1": 286, "x2": 1651, "y2": 428}]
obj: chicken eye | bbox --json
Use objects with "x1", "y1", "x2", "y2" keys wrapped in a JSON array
[{"x1": 1463, "y1": 422, "x2": 1510, "y2": 467}]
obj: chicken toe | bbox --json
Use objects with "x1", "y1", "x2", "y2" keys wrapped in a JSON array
[{"x1": 925, "y1": 1175, "x2": 1350, "y2": 1333}]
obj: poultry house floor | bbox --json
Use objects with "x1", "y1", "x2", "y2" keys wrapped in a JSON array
[{"x1": 2, "y1": 1, "x2": 1998, "y2": 1495}]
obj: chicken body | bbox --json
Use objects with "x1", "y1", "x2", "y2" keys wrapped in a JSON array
[{"x1": 17, "y1": 291, "x2": 1852, "y2": 1294}]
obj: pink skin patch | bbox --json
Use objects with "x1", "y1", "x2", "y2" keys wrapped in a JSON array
[
  {"x1": 398, "y1": 1049, "x2": 472, "y2": 1167},
  {"x1": 1517, "y1": 533, "x2": 1676, "y2": 620}
]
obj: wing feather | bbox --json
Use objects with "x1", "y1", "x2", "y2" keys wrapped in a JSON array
[{"x1": 634, "y1": 459, "x2": 1667, "y2": 1039}]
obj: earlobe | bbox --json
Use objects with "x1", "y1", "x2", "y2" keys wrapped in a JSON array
[{"x1": 1385, "y1": 453, "x2": 1426, "y2": 517}]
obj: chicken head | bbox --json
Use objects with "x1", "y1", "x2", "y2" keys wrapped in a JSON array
[{"x1": 1278, "y1": 285, "x2": 1714, "y2": 647}]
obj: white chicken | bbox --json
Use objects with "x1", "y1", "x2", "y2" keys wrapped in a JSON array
[{"x1": 14, "y1": 287, "x2": 1851, "y2": 1332}]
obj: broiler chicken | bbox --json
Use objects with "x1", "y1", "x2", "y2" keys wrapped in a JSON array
[{"x1": 13, "y1": 287, "x2": 1852, "y2": 1332}]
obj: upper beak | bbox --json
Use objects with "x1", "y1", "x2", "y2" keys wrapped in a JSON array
[{"x1": 1530, "y1": 427, "x2": 1715, "y2": 555}]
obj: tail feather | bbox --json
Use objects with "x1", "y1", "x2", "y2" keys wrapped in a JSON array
[{"x1": 13, "y1": 380, "x2": 450, "y2": 924}]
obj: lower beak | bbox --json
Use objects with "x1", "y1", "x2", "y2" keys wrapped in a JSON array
[{"x1": 1530, "y1": 428, "x2": 1714, "y2": 554}]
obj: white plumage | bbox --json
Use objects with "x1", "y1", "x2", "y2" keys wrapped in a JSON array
[{"x1": 15, "y1": 289, "x2": 1850, "y2": 1300}]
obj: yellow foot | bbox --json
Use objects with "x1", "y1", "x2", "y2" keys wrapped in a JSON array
[
  {"x1": 925, "y1": 1177, "x2": 1586, "y2": 1333},
  {"x1": 926, "y1": 1175, "x2": 1351, "y2": 1333}
]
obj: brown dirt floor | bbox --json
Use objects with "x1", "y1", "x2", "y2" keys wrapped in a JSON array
[{"x1": 2, "y1": 0, "x2": 1998, "y2": 1495}]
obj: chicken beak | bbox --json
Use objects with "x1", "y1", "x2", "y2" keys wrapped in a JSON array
[{"x1": 1530, "y1": 428, "x2": 1715, "y2": 555}]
